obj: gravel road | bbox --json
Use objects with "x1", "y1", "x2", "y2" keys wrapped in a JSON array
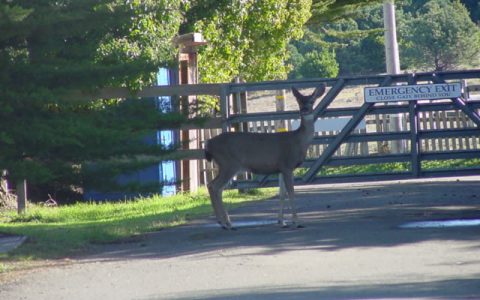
[{"x1": 1, "y1": 176, "x2": 480, "y2": 299}]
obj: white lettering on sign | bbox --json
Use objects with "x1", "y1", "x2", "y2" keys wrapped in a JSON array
[{"x1": 364, "y1": 82, "x2": 462, "y2": 103}]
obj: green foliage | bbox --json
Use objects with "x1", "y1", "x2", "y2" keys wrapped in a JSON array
[
  {"x1": 182, "y1": 0, "x2": 314, "y2": 112},
  {"x1": 288, "y1": 26, "x2": 341, "y2": 79},
  {"x1": 309, "y1": 0, "x2": 383, "y2": 24},
  {"x1": 291, "y1": 0, "x2": 480, "y2": 77},
  {"x1": 326, "y1": 4, "x2": 386, "y2": 75},
  {"x1": 422, "y1": 158, "x2": 480, "y2": 170},
  {"x1": 191, "y1": 0, "x2": 312, "y2": 83},
  {"x1": 289, "y1": 1, "x2": 386, "y2": 77},
  {"x1": 297, "y1": 49, "x2": 339, "y2": 78},
  {"x1": 0, "y1": 1, "x2": 184, "y2": 201},
  {"x1": 0, "y1": 3, "x2": 32, "y2": 24},
  {"x1": 401, "y1": 0, "x2": 480, "y2": 71},
  {"x1": 0, "y1": 188, "x2": 276, "y2": 259}
]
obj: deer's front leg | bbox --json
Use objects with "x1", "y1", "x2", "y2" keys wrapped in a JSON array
[{"x1": 282, "y1": 171, "x2": 304, "y2": 228}]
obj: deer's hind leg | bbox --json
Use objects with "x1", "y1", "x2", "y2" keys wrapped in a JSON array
[
  {"x1": 277, "y1": 173, "x2": 288, "y2": 227},
  {"x1": 207, "y1": 166, "x2": 237, "y2": 230}
]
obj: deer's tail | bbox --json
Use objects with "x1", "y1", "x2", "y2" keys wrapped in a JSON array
[
  {"x1": 205, "y1": 141, "x2": 213, "y2": 162},
  {"x1": 205, "y1": 149, "x2": 213, "y2": 162}
]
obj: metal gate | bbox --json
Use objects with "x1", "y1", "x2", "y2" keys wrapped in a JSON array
[
  {"x1": 213, "y1": 70, "x2": 480, "y2": 189},
  {"x1": 93, "y1": 69, "x2": 480, "y2": 192}
]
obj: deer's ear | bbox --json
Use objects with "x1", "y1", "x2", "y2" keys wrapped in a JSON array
[
  {"x1": 311, "y1": 84, "x2": 326, "y2": 99},
  {"x1": 292, "y1": 87, "x2": 304, "y2": 100}
]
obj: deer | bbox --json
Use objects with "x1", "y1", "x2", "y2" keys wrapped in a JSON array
[{"x1": 204, "y1": 84, "x2": 326, "y2": 230}]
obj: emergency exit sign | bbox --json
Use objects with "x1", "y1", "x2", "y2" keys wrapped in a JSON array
[{"x1": 364, "y1": 82, "x2": 462, "y2": 103}]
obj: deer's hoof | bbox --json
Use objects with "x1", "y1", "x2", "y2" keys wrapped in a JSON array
[
  {"x1": 220, "y1": 222, "x2": 236, "y2": 231},
  {"x1": 221, "y1": 226, "x2": 237, "y2": 231}
]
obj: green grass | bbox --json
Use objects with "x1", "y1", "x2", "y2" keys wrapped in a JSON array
[
  {"x1": 318, "y1": 162, "x2": 410, "y2": 176},
  {"x1": 294, "y1": 162, "x2": 410, "y2": 177},
  {"x1": 293, "y1": 158, "x2": 480, "y2": 177},
  {"x1": 0, "y1": 188, "x2": 276, "y2": 262},
  {"x1": 422, "y1": 158, "x2": 480, "y2": 170}
]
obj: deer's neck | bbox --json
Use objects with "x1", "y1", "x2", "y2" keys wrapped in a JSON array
[{"x1": 297, "y1": 113, "x2": 315, "y2": 150}]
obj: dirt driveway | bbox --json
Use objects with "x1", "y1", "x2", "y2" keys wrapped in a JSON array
[{"x1": 1, "y1": 176, "x2": 480, "y2": 300}]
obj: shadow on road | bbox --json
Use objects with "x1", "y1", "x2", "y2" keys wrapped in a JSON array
[
  {"x1": 160, "y1": 277, "x2": 480, "y2": 300},
  {"x1": 160, "y1": 278, "x2": 478, "y2": 300},
  {"x1": 85, "y1": 177, "x2": 480, "y2": 262}
]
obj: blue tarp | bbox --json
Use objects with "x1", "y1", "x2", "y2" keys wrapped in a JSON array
[
  {"x1": 156, "y1": 68, "x2": 177, "y2": 196},
  {"x1": 84, "y1": 68, "x2": 177, "y2": 200}
]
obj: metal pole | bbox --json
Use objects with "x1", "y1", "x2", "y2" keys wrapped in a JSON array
[
  {"x1": 383, "y1": 0, "x2": 400, "y2": 75},
  {"x1": 383, "y1": 0, "x2": 405, "y2": 153}
]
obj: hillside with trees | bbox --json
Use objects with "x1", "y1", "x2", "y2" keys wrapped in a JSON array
[{"x1": 288, "y1": 0, "x2": 480, "y2": 78}]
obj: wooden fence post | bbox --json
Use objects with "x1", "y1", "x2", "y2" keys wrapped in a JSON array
[
  {"x1": 16, "y1": 179, "x2": 27, "y2": 214},
  {"x1": 276, "y1": 89, "x2": 287, "y2": 196}
]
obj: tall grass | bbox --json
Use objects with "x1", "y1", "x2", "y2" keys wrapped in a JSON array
[{"x1": 0, "y1": 188, "x2": 276, "y2": 260}]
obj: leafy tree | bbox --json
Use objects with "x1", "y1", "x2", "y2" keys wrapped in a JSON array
[
  {"x1": 298, "y1": 49, "x2": 339, "y2": 78},
  {"x1": 287, "y1": 27, "x2": 340, "y2": 78},
  {"x1": 180, "y1": 0, "x2": 383, "y2": 82},
  {"x1": 0, "y1": 1, "x2": 184, "y2": 201},
  {"x1": 401, "y1": 0, "x2": 480, "y2": 71},
  {"x1": 286, "y1": 44, "x2": 306, "y2": 79},
  {"x1": 186, "y1": 0, "x2": 312, "y2": 83}
]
